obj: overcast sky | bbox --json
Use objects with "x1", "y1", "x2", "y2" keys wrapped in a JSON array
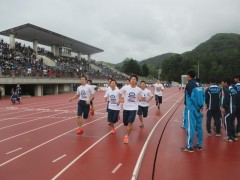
[{"x1": 1, "y1": 0, "x2": 240, "y2": 63}]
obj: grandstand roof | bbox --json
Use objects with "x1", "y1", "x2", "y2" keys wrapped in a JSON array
[{"x1": 0, "y1": 23, "x2": 103, "y2": 55}]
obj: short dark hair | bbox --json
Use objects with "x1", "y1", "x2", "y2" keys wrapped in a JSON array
[
  {"x1": 234, "y1": 74, "x2": 240, "y2": 80},
  {"x1": 140, "y1": 80, "x2": 146, "y2": 84},
  {"x1": 222, "y1": 77, "x2": 231, "y2": 85},
  {"x1": 87, "y1": 80, "x2": 92, "y2": 84},
  {"x1": 130, "y1": 75, "x2": 138, "y2": 81},
  {"x1": 80, "y1": 75, "x2": 87, "y2": 80},
  {"x1": 195, "y1": 77, "x2": 200, "y2": 83},
  {"x1": 187, "y1": 69, "x2": 196, "y2": 78},
  {"x1": 111, "y1": 79, "x2": 117, "y2": 84}
]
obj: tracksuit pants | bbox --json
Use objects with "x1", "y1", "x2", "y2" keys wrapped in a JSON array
[
  {"x1": 206, "y1": 110, "x2": 221, "y2": 134},
  {"x1": 186, "y1": 110, "x2": 204, "y2": 148},
  {"x1": 182, "y1": 107, "x2": 187, "y2": 128},
  {"x1": 224, "y1": 112, "x2": 236, "y2": 138},
  {"x1": 236, "y1": 108, "x2": 240, "y2": 133}
]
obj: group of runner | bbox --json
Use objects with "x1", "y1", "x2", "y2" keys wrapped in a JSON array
[
  {"x1": 181, "y1": 70, "x2": 240, "y2": 152},
  {"x1": 69, "y1": 75, "x2": 164, "y2": 144}
]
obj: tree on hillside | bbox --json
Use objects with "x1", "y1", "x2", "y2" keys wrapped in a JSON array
[
  {"x1": 142, "y1": 64, "x2": 149, "y2": 77},
  {"x1": 122, "y1": 58, "x2": 142, "y2": 76}
]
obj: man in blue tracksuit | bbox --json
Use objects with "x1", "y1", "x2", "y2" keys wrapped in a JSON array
[
  {"x1": 181, "y1": 70, "x2": 205, "y2": 152},
  {"x1": 221, "y1": 77, "x2": 238, "y2": 142},
  {"x1": 205, "y1": 80, "x2": 222, "y2": 136},
  {"x1": 233, "y1": 74, "x2": 240, "y2": 136},
  {"x1": 181, "y1": 89, "x2": 188, "y2": 129}
]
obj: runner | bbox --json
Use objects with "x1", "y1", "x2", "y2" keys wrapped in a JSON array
[
  {"x1": 120, "y1": 75, "x2": 142, "y2": 144},
  {"x1": 104, "y1": 79, "x2": 121, "y2": 134},
  {"x1": 138, "y1": 80, "x2": 153, "y2": 127},
  {"x1": 69, "y1": 76, "x2": 95, "y2": 135},
  {"x1": 153, "y1": 78, "x2": 164, "y2": 110},
  {"x1": 87, "y1": 79, "x2": 99, "y2": 116}
]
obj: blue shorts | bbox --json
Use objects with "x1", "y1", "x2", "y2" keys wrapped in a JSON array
[
  {"x1": 123, "y1": 110, "x2": 137, "y2": 126},
  {"x1": 137, "y1": 106, "x2": 148, "y2": 118},
  {"x1": 77, "y1": 100, "x2": 90, "y2": 119},
  {"x1": 108, "y1": 109, "x2": 120, "y2": 123}
]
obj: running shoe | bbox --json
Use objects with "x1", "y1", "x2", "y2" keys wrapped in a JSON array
[
  {"x1": 180, "y1": 146, "x2": 194, "y2": 152},
  {"x1": 76, "y1": 128, "x2": 83, "y2": 135},
  {"x1": 194, "y1": 145, "x2": 202, "y2": 151},
  {"x1": 207, "y1": 132, "x2": 212, "y2": 137},
  {"x1": 90, "y1": 108, "x2": 94, "y2": 116},
  {"x1": 111, "y1": 129, "x2": 116, "y2": 134},
  {"x1": 124, "y1": 136, "x2": 129, "y2": 144},
  {"x1": 215, "y1": 133, "x2": 221, "y2": 137},
  {"x1": 233, "y1": 137, "x2": 238, "y2": 141},
  {"x1": 227, "y1": 137, "x2": 233, "y2": 142}
]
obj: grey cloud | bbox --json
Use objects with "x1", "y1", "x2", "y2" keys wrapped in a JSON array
[{"x1": 1, "y1": 0, "x2": 240, "y2": 63}]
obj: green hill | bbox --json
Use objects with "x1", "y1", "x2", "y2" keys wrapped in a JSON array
[
  {"x1": 139, "y1": 53, "x2": 176, "y2": 68},
  {"x1": 161, "y1": 33, "x2": 240, "y2": 82}
]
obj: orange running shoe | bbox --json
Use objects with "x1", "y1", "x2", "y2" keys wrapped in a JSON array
[
  {"x1": 123, "y1": 136, "x2": 129, "y2": 144},
  {"x1": 76, "y1": 128, "x2": 83, "y2": 135},
  {"x1": 111, "y1": 128, "x2": 116, "y2": 134},
  {"x1": 90, "y1": 108, "x2": 94, "y2": 116}
]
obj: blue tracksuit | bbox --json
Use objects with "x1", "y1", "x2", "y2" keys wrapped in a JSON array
[
  {"x1": 223, "y1": 86, "x2": 238, "y2": 138},
  {"x1": 182, "y1": 89, "x2": 187, "y2": 129},
  {"x1": 205, "y1": 84, "x2": 222, "y2": 134},
  {"x1": 185, "y1": 79, "x2": 205, "y2": 148},
  {"x1": 233, "y1": 83, "x2": 240, "y2": 133}
]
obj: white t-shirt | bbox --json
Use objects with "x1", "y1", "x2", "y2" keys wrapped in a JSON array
[
  {"x1": 120, "y1": 85, "x2": 142, "y2": 110},
  {"x1": 153, "y1": 83, "x2": 164, "y2": 96},
  {"x1": 104, "y1": 88, "x2": 120, "y2": 110},
  {"x1": 139, "y1": 88, "x2": 153, "y2": 107},
  {"x1": 76, "y1": 84, "x2": 94, "y2": 101},
  {"x1": 90, "y1": 85, "x2": 97, "y2": 91}
]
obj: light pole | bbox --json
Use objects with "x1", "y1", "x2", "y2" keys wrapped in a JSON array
[{"x1": 197, "y1": 61, "x2": 199, "y2": 78}]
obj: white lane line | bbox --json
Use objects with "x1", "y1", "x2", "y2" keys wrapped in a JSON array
[
  {"x1": 51, "y1": 123, "x2": 123, "y2": 180},
  {"x1": 6, "y1": 148, "x2": 22, "y2": 155},
  {"x1": 0, "y1": 112, "x2": 66, "y2": 130},
  {"x1": 112, "y1": 163, "x2": 123, "y2": 173},
  {"x1": 52, "y1": 154, "x2": 67, "y2": 163},
  {"x1": 0, "y1": 116, "x2": 106, "y2": 167},
  {"x1": 0, "y1": 116, "x2": 73, "y2": 143},
  {"x1": 131, "y1": 95, "x2": 184, "y2": 180}
]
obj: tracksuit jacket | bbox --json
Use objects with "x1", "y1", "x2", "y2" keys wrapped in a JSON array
[{"x1": 185, "y1": 79, "x2": 205, "y2": 148}]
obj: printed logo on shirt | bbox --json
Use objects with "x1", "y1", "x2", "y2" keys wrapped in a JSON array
[
  {"x1": 128, "y1": 92, "x2": 136, "y2": 102},
  {"x1": 210, "y1": 87, "x2": 220, "y2": 94},
  {"x1": 110, "y1": 95, "x2": 117, "y2": 104},
  {"x1": 81, "y1": 90, "x2": 87, "y2": 98}
]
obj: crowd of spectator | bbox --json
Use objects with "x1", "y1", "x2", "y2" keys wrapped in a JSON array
[{"x1": 0, "y1": 39, "x2": 127, "y2": 80}]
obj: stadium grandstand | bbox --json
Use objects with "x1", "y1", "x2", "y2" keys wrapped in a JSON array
[{"x1": 0, "y1": 24, "x2": 127, "y2": 97}]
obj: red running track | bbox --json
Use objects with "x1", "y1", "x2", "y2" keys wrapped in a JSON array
[{"x1": 0, "y1": 88, "x2": 239, "y2": 180}]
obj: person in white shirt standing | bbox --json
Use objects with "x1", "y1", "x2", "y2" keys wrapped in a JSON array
[
  {"x1": 120, "y1": 75, "x2": 142, "y2": 144},
  {"x1": 104, "y1": 79, "x2": 121, "y2": 134},
  {"x1": 138, "y1": 81, "x2": 153, "y2": 127},
  {"x1": 153, "y1": 78, "x2": 164, "y2": 110},
  {"x1": 69, "y1": 76, "x2": 95, "y2": 135}
]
